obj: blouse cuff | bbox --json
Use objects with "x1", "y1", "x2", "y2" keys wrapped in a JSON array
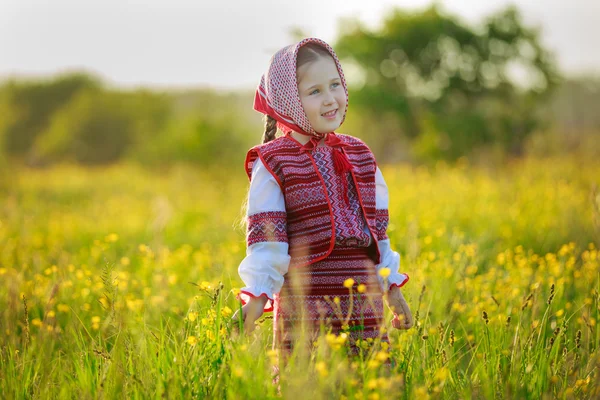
[
  {"x1": 237, "y1": 242, "x2": 290, "y2": 313},
  {"x1": 238, "y1": 289, "x2": 275, "y2": 312},
  {"x1": 376, "y1": 239, "x2": 410, "y2": 291}
]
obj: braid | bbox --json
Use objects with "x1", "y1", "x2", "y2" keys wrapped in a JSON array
[{"x1": 262, "y1": 115, "x2": 278, "y2": 144}]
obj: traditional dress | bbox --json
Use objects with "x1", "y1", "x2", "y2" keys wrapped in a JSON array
[
  {"x1": 239, "y1": 133, "x2": 409, "y2": 353},
  {"x1": 237, "y1": 37, "x2": 409, "y2": 354}
]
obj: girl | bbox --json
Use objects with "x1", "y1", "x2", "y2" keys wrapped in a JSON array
[{"x1": 233, "y1": 37, "x2": 412, "y2": 354}]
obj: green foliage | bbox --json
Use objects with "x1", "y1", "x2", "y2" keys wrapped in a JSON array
[
  {"x1": 132, "y1": 90, "x2": 258, "y2": 168},
  {"x1": 1, "y1": 73, "x2": 101, "y2": 157},
  {"x1": 31, "y1": 87, "x2": 171, "y2": 165},
  {"x1": 334, "y1": 5, "x2": 561, "y2": 161}
]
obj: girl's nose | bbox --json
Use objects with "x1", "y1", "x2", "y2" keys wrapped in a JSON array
[{"x1": 323, "y1": 91, "x2": 336, "y2": 105}]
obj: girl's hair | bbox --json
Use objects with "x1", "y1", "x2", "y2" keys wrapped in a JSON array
[
  {"x1": 262, "y1": 115, "x2": 278, "y2": 144},
  {"x1": 261, "y1": 43, "x2": 333, "y2": 144}
]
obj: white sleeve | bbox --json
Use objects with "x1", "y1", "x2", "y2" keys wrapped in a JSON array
[
  {"x1": 238, "y1": 157, "x2": 290, "y2": 312},
  {"x1": 375, "y1": 166, "x2": 409, "y2": 291}
]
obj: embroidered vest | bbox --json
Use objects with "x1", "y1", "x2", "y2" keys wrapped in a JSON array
[{"x1": 245, "y1": 134, "x2": 384, "y2": 268}]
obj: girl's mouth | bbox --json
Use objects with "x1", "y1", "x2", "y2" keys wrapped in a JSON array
[{"x1": 321, "y1": 109, "x2": 337, "y2": 119}]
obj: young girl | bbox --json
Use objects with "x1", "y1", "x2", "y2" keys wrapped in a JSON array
[{"x1": 233, "y1": 37, "x2": 413, "y2": 354}]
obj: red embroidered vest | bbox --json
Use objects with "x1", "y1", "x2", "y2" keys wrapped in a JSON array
[{"x1": 245, "y1": 134, "x2": 384, "y2": 268}]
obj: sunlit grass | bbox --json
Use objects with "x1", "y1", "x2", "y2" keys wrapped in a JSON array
[{"x1": 1, "y1": 154, "x2": 599, "y2": 398}]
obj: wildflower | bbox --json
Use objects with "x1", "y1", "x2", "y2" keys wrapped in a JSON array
[
  {"x1": 56, "y1": 304, "x2": 69, "y2": 313},
  {"x1": 92, "y1": 316, "x2": 101, "y2": 330},
  {"x1": 343, "y1": 278, "x2": 355, "y2": 289},
  {"x1": 357, "y1": 284, "x2": 366, "y2": 293},
  {"x1": 221, "y1": 306, "x2": 233, "y2": 318},
  {"x1": 375, "y1": 351, "x2": 389, "y2": 362},
  {"x1": 333, "y1": 297, "x2": 341, "y2": 305},
  {"x1": 120, "y1": 257, "x2": 130, "y2": 266},
  {"x1": 555, "y1": 309, "x2": 564, "y2": 317},
  {"x1": 315, "y1": 361, "x2": 328, "y2": 377},
  {"x1": 187, "y1": 336, "x2": 198, "y2": 345},
  {"x1": 106, "y1": 233, "x2": 119, "y2": 242},
  {"x1": 206, "y1": 330, "x2": 215, "y2": 341},
  {"x1": 200, "y1": 281, "x2": 211, "y2": 290},
  {"x1": 378, "y1": 268, "x2": 391, "y2": 279},
  {"x1": 47, "y1": 310, "x2": 56, "y2": 318},
  {"x1": 187, "y1": 311, "x2": 198, "y2": 322}
]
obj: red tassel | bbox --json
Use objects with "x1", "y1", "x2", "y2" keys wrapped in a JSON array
[
  {"x1": 332, "y1": 148, "x2": 352, "y2": 205},
  {"x1": 332, "y1": 148, "x2": 353, "y2": 175}
]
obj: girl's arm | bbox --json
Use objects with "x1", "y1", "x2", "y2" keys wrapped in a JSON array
[
  {"x1": 374, "y1": 166, "x2": 410, "y2": 291},
  {"x1": 237, "y1": 157, "x2": 290, "y2": 312}
]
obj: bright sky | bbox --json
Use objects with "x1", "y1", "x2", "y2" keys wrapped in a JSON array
[{"x1": 1, "y1": 0, "x2": 598, "y2": 90}]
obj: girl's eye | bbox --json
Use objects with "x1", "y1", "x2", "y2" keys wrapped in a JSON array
[
  {"x1": 331, "y1": 82, "x2": 340, "y2": 88},
  {"x1": 309, "y1": 89, "x2": 319, "y2": 95}
]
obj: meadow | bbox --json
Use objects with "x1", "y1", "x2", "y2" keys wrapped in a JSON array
[{"x1": 1, "y1": 153, "x2": 599, "y2": 399}]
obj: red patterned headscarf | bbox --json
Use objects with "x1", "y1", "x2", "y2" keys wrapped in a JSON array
[
  {"x1": 254, "y1": 37, "x2": 349, "y2": 136},
  {"x1": 253, "y1": 37, "x2": 353, "y2": 175}
]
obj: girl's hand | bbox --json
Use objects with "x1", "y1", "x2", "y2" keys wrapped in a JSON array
[
  {"x1": 231, "y1": 296, "x2": 268, "y2": 334},
  {"x1": 384, "y1": 286, "x2": 413, "y2": 330}
]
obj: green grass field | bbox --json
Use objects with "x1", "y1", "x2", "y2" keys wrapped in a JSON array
[{"x1": 1, "y1": 154, "x2": 599, "y2": 399}]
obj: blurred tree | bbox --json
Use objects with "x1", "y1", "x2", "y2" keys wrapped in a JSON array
[
  {"x1": 334, "y1": 5, "x2": 561, "y2": 161},
  {"x1": 1, "y1": 72, "x2": 101, "y2": 158},
  {"x1": 31, "y1": 87, "x2": 170, "y2": 165},
  {"x1": 133, "y1": 92, "x2": 256, "y2": 169}
]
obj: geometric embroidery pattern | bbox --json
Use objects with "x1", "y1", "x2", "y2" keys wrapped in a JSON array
[
  {"x1": 312, "y1": 147, "x2": 371, "y2": 248},
  {"x1": 247, "y1": 211, "x2": 288, "y2": 246},
  {"x1": 374, "y1": 208, "x2": 389, "y2": 241}
]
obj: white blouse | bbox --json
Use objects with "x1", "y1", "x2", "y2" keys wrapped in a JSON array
[{"x1": 238, "y1": 157, "x2": 409, "y2": 311}]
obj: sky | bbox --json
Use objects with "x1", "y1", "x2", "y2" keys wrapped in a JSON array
[{"x1": 1, "y1": 0, "x2": 599, "y2": 90}]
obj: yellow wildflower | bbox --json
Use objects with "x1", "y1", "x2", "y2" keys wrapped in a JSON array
[
  {"x1": 378, "y1": 268, "x2": 391, "y2": 279},
  {"x1": 187, "y1": 311, "x2": 198, "y2": 322},
  {"x1": 315, "y1": 361, "x2": 328, "y2": 377},
  {"x1": 221, "y1": 306, "x2": 233, "y2": 318},
  {"x1": 57, "y1": 304, "x2": 69, "y2": 313},
  {"x1": 357, "y1": 284, "x2": 367, "y2": 293},
  {"x1": 343, "y1": 278, "x2": 355, "y2": 289},
  {"x1": 187, "y1": 336, "x2": 198, "y2": 345}
]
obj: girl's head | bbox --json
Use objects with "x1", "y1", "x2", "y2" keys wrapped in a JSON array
[
  {"x1": 296, "y1": 44, "x2": 347, "y2": 137},
  {"x1": 254, "y1": 38, "x2": 349, "y2": 143}
]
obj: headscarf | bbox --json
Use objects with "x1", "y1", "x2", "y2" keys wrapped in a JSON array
[{"x1": 253, "y1": 37, "x2": 353, "y2": 175}]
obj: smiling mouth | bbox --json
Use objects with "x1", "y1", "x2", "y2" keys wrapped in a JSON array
[{"x1": 322, "y1": 109, "x2": 337, "y2": 117}]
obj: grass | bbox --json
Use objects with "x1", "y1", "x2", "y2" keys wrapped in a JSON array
[{"x1": 1, "y1": 154, "x2": 599, "y2": 399}]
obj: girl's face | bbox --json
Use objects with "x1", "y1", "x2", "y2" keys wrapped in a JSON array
[{"x1": 297, "y1": 56, "x2": 347, "y2": 134}]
